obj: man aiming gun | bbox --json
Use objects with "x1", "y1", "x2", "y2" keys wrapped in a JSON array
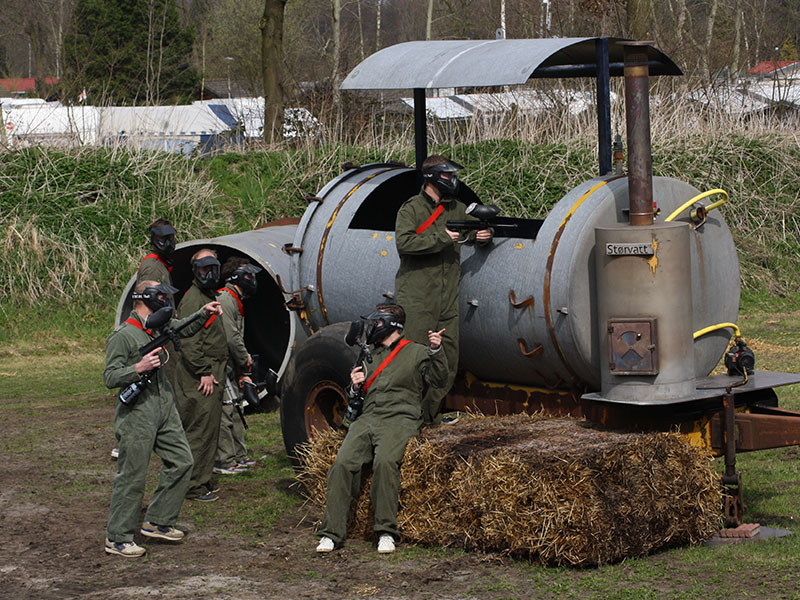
[
  {"x1": 394, "y1": 155, "x2": 492, "y2": 424},
  {"x1": 103, "y1": 281, "x2": 221, "y2": 558}
]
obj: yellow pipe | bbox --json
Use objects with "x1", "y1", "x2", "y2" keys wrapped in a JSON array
[
  {"x1": 693, "y1": 322, "x2": 741, "y2": 340},
  {"x1": 665, "y1": 189, "x2": 729, "y2": 222}
]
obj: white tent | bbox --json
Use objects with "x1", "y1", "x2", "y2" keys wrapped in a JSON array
[
  {"x1": 3, "y1": 103, "x2": 100, "y2": 147},
  {"x1": 99, "y1": 104, "x2": 240, "y2": 155},
  {"x1": 194, "y1": 97, "x2": 322, "y2": 139}
]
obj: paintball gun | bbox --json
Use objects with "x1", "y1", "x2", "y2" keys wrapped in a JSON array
[
  {"x1": 240, "y1": 353, "x2": 279, "y2": 414},
  {"x1": 445, "y1": 202, "x2": 518, "y2": 237},
  {"x1": 118, "y1": 307, "x2": 203, "y2": 406},
  {"x1": 342, "y1": 318, "x2": 373, "y2": 428}
]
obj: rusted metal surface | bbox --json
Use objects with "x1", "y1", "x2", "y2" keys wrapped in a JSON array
[
  {"x1": 709, "y1": 409, "x2": 800, "y2": 451},
  {"x1": 508, "y1": 289, "x2": 534, "y2": 309},
  {"x1": 304, "y1": 380, "x2": 346, "y2": 434},
  {"x1": 314, "y1": 168, "x2": 395, "y2": 326},
  {"x1": 447, "y1": 377, "x2": 582, "y2": 417},
  {"x1": 517, "y1": 338, "x2": 543, "y2": 357},
  {"x1": 607, "y1": 317, "x2": 659, "y2": 375},
  {"x1": 621, "y1": 41, "x2": 654, "y2": 226}
]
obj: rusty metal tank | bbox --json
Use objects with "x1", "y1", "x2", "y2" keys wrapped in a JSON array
[
  {"x1": 116, "y1": 221, "x2": 304, "y2": 379},
  {"x1": 288, "y1": 167, "x2": 739, "y2": 391}
]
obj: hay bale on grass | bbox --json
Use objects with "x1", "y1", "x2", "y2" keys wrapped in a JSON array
[{"x1": 296, "y1": 414, "x2": 722, "y2": 566}]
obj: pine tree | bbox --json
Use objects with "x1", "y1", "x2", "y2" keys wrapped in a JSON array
[{"x1": 63, "y1": 0, "x2": 197, "y2": 104}]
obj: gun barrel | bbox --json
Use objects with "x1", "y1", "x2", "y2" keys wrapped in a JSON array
[{"x1": 139, "y1": 311, "x2": 204, "y2": 356}]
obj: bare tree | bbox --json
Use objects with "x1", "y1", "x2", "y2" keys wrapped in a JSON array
[
  {"x1": 260, "y1": 0, "x2": 288, "y2": 143},
  {"x1": 331, "y1": 0, "x2": 342, "y2": 107},
  {"x1": 627, "y1": 0, "x2": 654, "y2": 39}
]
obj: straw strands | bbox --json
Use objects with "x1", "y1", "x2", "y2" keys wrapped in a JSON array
[{"x1": 296, "y1": 414, "x2": 722, "y2": 566}]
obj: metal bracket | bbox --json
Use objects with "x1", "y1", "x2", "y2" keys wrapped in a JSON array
[
  {"x1": 518, "y1": 338, "x2": 543, "y2": 357},
  {"x1": 509, "y1": 290, "x2": 534, "y2": 310}
]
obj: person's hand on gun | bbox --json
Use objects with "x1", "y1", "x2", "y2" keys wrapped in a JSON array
[
  {"x1": 136, "y1": 347, "x2": 162, "y2": 374},
  {"x1": 475, "y1": 228, "x2": 492, "y2": 242},
  {"x1": 351, "y1": 366, "x2": 365, "y2": 387},
  {"x1": 198, "y1": 374, "x2": 219, "y2": 396},
  {"x1": 445, "y1": 227, "x2": 460, "y2": 242},
  {"x1": 428, "y1": 328, "x2": 445, "y2": 350}
]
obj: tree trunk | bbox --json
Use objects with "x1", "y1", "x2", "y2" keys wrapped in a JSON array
[
  {"x1": 704, "y1": 0, "x2": 719, "y2": 80},
  {"x1": 626, "y1": 0, "x2": 653, "y2": 39},
  {"x1": 731, "y1": 0, "x2": 742, "y2": 81},
  {"x1": 376, "y1": 0, "x2": 381, "y2": 51},
  {"x1": 426, "y1": 0, "x2": 434, "y2": 40},
  {"x1": 331, "y1": 0, "x2": 341, "y2": 108},
  {"x1": 260, "y1": 0, "x2": 288, "y2": 144}
]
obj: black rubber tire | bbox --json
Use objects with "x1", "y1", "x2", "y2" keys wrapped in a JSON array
[{"x1": 279, "y1": 322, "x2": 358, "y2": 466}]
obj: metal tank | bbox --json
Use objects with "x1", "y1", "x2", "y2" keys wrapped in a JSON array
[
  {"x1": 287, "y1": 171, "x2": 740, "y2": 391},
  {"x1": 116, "y1": 221, "x2": 303, "y2": 380}
]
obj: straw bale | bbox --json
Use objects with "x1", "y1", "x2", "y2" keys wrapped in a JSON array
[{"x1": 296, "y1": 414, "x2": 722, "y2": 566}]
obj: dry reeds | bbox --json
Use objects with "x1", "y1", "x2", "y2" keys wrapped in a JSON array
[{"x1": 296, "y1": 414, "x2": 722, "y2": 566}]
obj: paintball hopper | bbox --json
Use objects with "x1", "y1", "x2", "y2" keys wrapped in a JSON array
[
  {"x1": 466, "y1": 202, "x2": 500, "y2": 221},
  {"x1": 145, "y1": 305, "x2": 174, "y2": 330}
]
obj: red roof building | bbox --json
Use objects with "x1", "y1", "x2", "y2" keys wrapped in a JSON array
[
  {"x1": 0, "y1": 77, "x2": 59, "y2": 94},
  {"x1": 747, "y1": 61, "x2": 799, "y2": 75}
]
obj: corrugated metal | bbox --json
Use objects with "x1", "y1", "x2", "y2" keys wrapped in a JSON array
[{"x1": 341, "y1": 38, "x2": 681, "y2": 90}]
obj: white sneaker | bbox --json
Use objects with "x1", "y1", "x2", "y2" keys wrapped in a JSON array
[
  {"x1": 316, "y1": 536, "x2": 335, "y2": 553},
  {"x1": 104, "y1": 538, "x2": 146, "y2": 558},
  {"x1": 110, "y1": 447, "x2": 119, "y2": 460},
  {"x1": 377, "y1": 534, "x2": 395, "y2": 554}
]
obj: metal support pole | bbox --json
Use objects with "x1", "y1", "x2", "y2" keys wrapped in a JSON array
[
  {"x1": 413, "y1": 88, "x2": 427, "y2": 171},
  {"x1": 595, "y1": 38, "x2": 612, "y2": 176},
  {"x1": 721, "y1": 390, "x2": 744, "y2": 527}
]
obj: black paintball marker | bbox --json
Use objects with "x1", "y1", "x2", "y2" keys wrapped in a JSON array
[
  {"x1": 341, "y1": 319, "x2": 373, "y2": 428},
  {"x1": 240, "y1": 353, "x2": 279, "y2": 414},
  {"x1": 118, "y1": 307, "x2": 203, "y2": 406},
  {"x1": 445, "y1": 202, "x2": 518, "y2": 237}
]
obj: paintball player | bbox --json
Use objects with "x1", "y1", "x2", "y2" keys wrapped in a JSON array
[
  {"x1": 175, "y1": 248, "x2": 229, "y2": 502},
  {"x1": 316, "y1": 304, "x2": 448, "y2": 554},
  {"x1": 110, "y1": 218, "x2": 180, "y2": 463},
  {"x1": 103, "y1": 280, "x2": 221, "y2": 558},
  {"x1": 137, "y1": 218, "x2": 177, "y2": 286},
  {"x1": 213, "y1": 256, "x2": 262, "y2": 475},
  {"x1": 394, "y1": 155, "x2": 491, "y2": 424}
]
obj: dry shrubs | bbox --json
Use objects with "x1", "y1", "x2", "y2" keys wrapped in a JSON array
[{"x1": 296, "y1": 414, "x2": 722, "y2": 566}]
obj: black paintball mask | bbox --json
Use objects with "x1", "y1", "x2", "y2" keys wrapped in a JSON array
[
  {"x1": 149, "y1": 223, "x2": 177, "y2": 258},
  {"x1": 226, "y1": 263, "x2": 262, "y2": 298},
  {"x1": 363, "y1": 309, "x2": 404, "y2": 346},
  {"x1": 423, "y1": 158, "x2": 463, "y2": 196},
  {"x1": 193, "y1": 255, "x2": 220, "y2": 290},
  {"x1": 131, "y1": 282, "x2": 178, "y2": 313}
]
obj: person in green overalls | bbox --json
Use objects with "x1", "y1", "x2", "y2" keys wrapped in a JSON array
[
  {"x1": 213, "y1": 257, "x2": 262, "y2": 475},
  {"x1": 175, "y1": 249, "x2": 229, "y2": 502},
  {"x1": 103, "y1": 280, "x2": 221, "y2": 557},
  {"x1": 316, "y1": 304, "x2": 448, "y2": 554},
  {"x1": 394, "y1": 156, "x2": 492, "y2": 423},
  {"x1": 137, "y1": 219, "x2": 177, "y2": 286}
]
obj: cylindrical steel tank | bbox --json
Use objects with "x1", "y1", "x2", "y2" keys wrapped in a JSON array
[
  {"x1": 116, "y1": 221, "x2": 303, "y2": 379},
  {"x1": 595, "y1": 222, "x2": 695, "y2": 402},
  {"x1": 290, "y1": 165, "x2": 740, "y2": 391}
]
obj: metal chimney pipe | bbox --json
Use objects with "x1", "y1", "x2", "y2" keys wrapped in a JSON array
[{"x1": 621, "y1": 41, "x2": 655, "y2": 226}]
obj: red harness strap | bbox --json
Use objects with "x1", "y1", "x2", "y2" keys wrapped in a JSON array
[
  {"x1": 204, "y1": 314, "x2": 218, "y2": 328},
  {"x1": 363, "y1": 339, "x2": 412, "y2": 392},
  {"x1": 415, "y1": 204, "x2": 444, "y2": 234},
  {"x1": 139, "y1": 253, "x2": 173, "y2": 273},
  {"x1": 218, "y1": 287, "x2": 244, "y2": 316},
  {"x1": 125, "y1": 317, "x2": 153, "y2": 337}
]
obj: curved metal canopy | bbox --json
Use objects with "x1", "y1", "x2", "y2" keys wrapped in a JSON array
[{"x1": 341, "y1": 37, "x2": 681, "y2": 90}]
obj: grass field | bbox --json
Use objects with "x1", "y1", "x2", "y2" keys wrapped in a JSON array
[{"x1": 1, "y1": 296, "x2": 800, "y2": 599}]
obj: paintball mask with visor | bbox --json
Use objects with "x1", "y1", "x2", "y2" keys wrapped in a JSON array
[
  {"x1": 132, "y1": 282, "x2": 178, "y2": 314},
  {"x1": 363, "y1": 309, "x2": 404, "y2": 346},
  {"x1": 226, "y1": 263, "x2": 262, "y2": 297},
  {"x1": 149, "y1": 223, "x2": 177, "y2": 258},
  {"x1": 193, "y1": 255, "x2": 220, "y2": 290},
  {"x1": 423, "y1": 158, "x2": 463, "y2": 196}
]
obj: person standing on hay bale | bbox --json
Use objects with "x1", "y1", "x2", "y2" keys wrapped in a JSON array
[
  {"x1": 316, "y1": 304, "x2": 448, "y2": 554},
  {"x1": 394, "y1": 155, "x2": 491, "y2": 424}
]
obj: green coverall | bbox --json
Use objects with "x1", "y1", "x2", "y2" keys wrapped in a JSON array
[
  {"x1": 175, "y1": 281, "x2": 229, "y2": 498},
  {"x1": 136, "y1": 253, "x2": 172, "y2": 286},
  {"x1": 395, "y1": 189, "x2": 477, "y2": 422},
  {"x1": 318, "y1": 338, "x2": 448, "y2": 544},
  {"x1": 104, "y1": 309, "x2": 205, "y2": 543},
  {"x1": 215, "y1": 284, "x2": 249, "y2": 469}
]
